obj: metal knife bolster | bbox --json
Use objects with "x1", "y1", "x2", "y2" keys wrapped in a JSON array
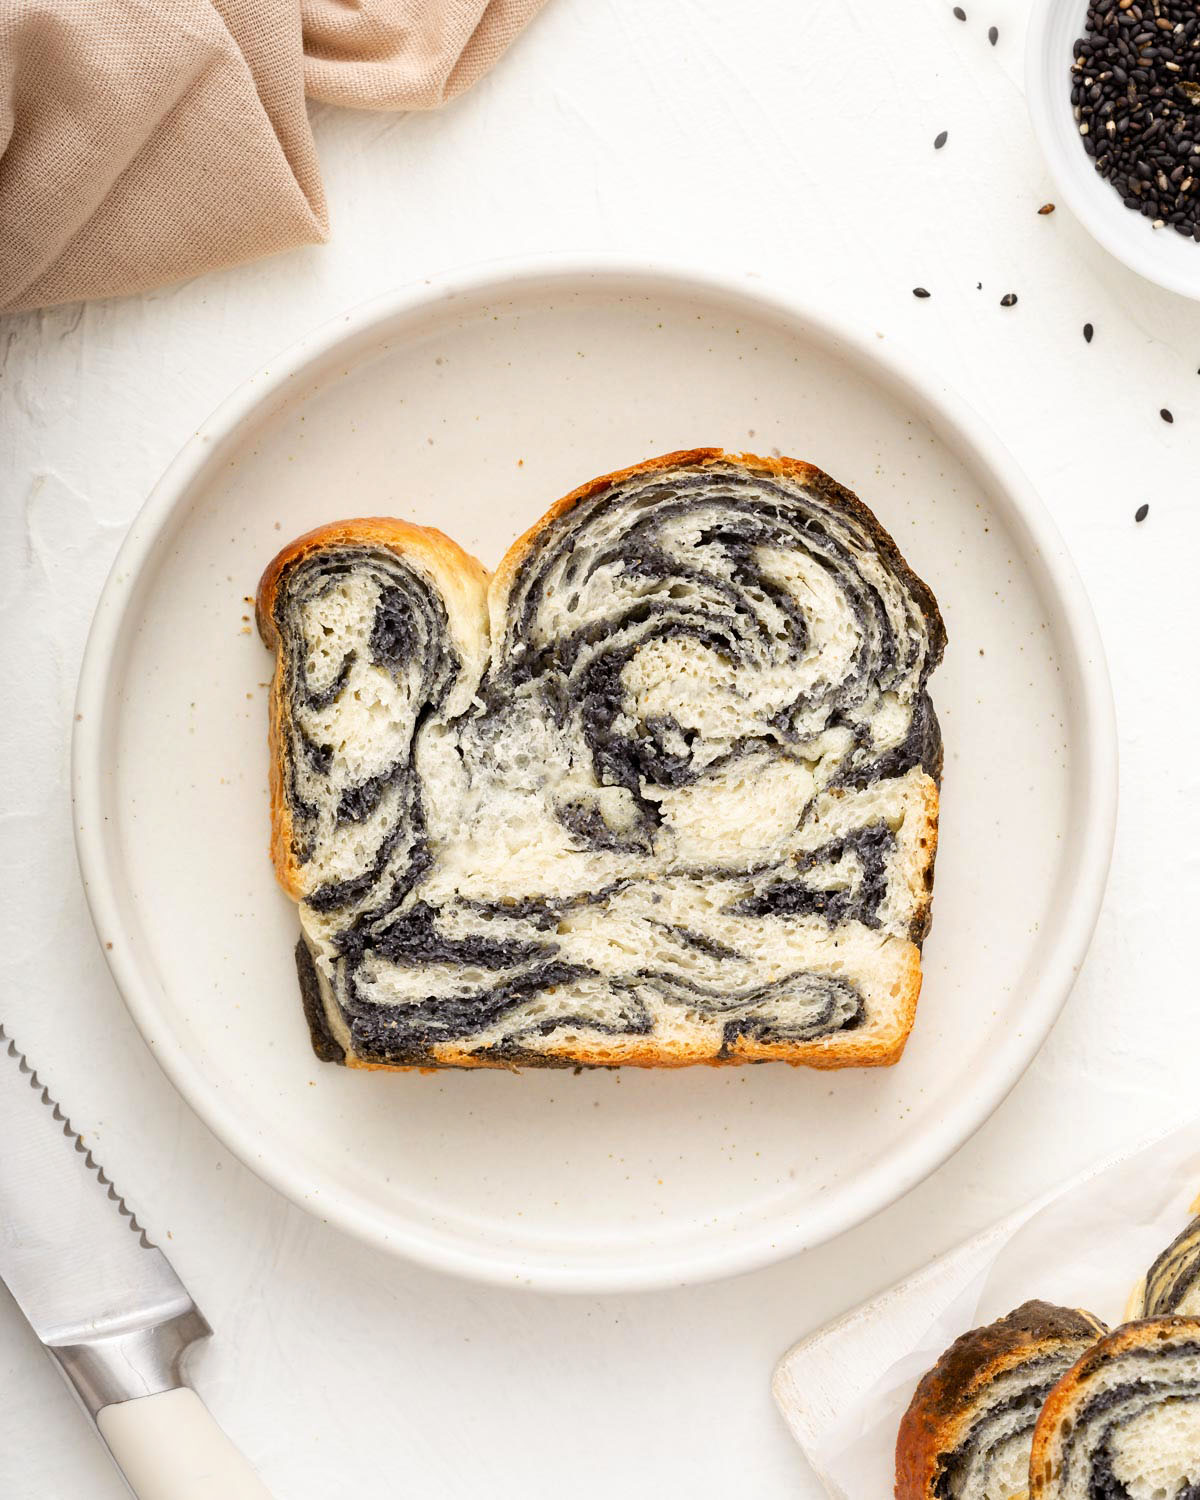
[
  {"x1": 50, "y1": 1304, "x2": 213, "y2": 1417},
  {"x1": 0, "y1": 1026, "x2": 211, "y2": 1416}
]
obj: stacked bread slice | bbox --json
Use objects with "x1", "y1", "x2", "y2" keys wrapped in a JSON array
[
  {"x1": 1135, "y1": 1214, "x2": 1200, "y2": 1318},
  {"x1": 896, "y1": 1211, "x2": 1200, "y2": 1499},
  {"x1": 895, "y1": 1302, "x2": 1107, "y2": 1500},
  {"x1": 1030, "y1": 1318, "x2": 1200, "y2": 1499}
]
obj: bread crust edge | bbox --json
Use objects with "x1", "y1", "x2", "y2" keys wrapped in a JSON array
[
  {"x1": 895, "y1": 1301, "x2": 1106, "y2": 1499},
  {"x1": 1028, "y1": 1316, "x2": 1200, "y2": 1496},
  {"x1": 333, "y1": 934, "x2": 921, "y2": 1072}
]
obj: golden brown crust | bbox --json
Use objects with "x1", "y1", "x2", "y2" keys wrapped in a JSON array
[
  {"x1": 908, "y1": 775, "x2": 940, "y2": 945},
  {"x1": 255, "y1": 515, "x2": 490, "y2": 648},
  {"x1": 896, "y1": 1302, "x2": 1106, "y2": 1499},
  {"x1": 257, "y1": 453, "x2": 943, "y2": 1072},
  {"x1": 255, "y1": 517, "x2": 489, "y2": 898},
  {"x1": 1029, "y1": 1316, "x2": 1200, "y2": 1496}
]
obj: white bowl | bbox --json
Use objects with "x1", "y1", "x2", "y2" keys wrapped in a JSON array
[
  {"x1": 72, "y1": 255, "x2": 1117, "y2": 1291},
  {"x1": 1026, "y1": 0, "x2": 1200, "y2": 298}
]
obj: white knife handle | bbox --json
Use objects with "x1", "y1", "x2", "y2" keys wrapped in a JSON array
[{"x1": 97, "y1": 1388, "x2": 273, "y2": 1500}]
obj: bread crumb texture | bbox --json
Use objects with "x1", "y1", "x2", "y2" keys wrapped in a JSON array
[{"x1": 256, "y1": 450, "x2": 945, "y2": 1070}]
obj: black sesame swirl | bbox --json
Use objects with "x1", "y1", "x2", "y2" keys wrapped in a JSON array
[
  {"x1": 896, "y1": 1301, "x2": 1106, "y2": 1500},
  {"x1": 259, "y1": 453, "x2": 946, "y2": 1069},
  {"x1": 268, "y1": 544, "x2": 461, "y2": 928},
  {"x1": 491, "y1": 461, "x2": 943, "y2": 853},
  {"x1": 1029, "y1": 1319, "x2": 1200, "y2": 1500},
  {"x1": 1139, "y1": 1216, "x2": 1200, "y2": 1318}
]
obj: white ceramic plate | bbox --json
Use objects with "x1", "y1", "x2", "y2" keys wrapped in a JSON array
[
  {"x1": 73, "y1": 257, "x2": 1116, "y2": 1292},
  {"x1": 1027, "y1": 0, "x2": 1200, "y2": 299}
]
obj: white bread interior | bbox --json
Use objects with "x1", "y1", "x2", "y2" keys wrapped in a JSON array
[{"x1": 257, "y1": 450, "x2": 945, "y2": 1070}]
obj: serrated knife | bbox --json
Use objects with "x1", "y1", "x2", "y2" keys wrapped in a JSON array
[{"x1": 0, "y1": 1024, "x2": 272, "y2": 1499}]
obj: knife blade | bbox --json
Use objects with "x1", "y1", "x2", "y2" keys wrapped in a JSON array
[{"x1": 0, "y1": 1024, "x2": 272, "y2": 1499}]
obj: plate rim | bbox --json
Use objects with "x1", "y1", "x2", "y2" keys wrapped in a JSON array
[{"x1": 71, "y1": 252, "x2": 1118, "y2": 1292}]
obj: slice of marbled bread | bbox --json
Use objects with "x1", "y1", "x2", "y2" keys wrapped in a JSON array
[
  {"x1": 1133, "y1": 1216, "x2": 1200, "y2": 1319},
  {"x1": 895, "y1": 1302, "x2": 1108, "y2": 1500},
  {"x1": 1030, "y1": 1318, "x2": 1200, "y2": 1499},
  {"x1": 257, "y1": 449, "x2": 946, "y2": 1070}
]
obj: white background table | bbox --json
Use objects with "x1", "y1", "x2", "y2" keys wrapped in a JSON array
[{"x1": 3, "y1": 1, "x2": 1198, "y2": 1493}]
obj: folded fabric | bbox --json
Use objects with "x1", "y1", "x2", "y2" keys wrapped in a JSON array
[{"x1": 0, "y1": 0, "x2": 546, "y2": 314}]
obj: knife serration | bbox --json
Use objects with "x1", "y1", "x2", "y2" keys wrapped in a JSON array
[
  {"x1": 0, "y1": 1023, "x2": 209, "y2": 1413},
  {"x1": 1, "y1": 1023, "x2": 155, "y2": 1248}
]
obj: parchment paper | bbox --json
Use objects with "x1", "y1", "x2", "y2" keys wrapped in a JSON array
[{"x1": 807, "y1": 1114, "x2": 1200, "y2": 1495}]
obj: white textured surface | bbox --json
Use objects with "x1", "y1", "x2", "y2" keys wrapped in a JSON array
[{"x1": 1, "y1": 0, "x2": 1198, "y2": 1494}]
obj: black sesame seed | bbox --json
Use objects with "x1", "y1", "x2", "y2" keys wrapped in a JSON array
[
  {"x1": 1161, "y1": 406, "x2": 1174, "y2": 421},
  {"x1": 1072, "y1": 1, "x2": 1200, "y2": 239},
  {"x1": 934, "y1": 129, "x2": 949, "y2": 149},
  {"x1": 953, "y1": 4, "x2": 966, "y2": 18},
  {"x1": 913, "y1": 287, "x2": 931, "y2": 298},
  {"x1": 1135, "y1": 503, "x2": 1149, "y2": 522},
  {"x1": 1084, "y1": 321, "x2": 1094, "y2": 342},
  {"x1": 1000, "y1": 292, "x2": 1018, "y2": 306},
  {"x1": 988, "y1": 24, "x2": 998, "y2": 44}
]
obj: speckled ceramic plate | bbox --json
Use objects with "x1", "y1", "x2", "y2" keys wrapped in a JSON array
[{"x1": 72, "y1": 257, "x2": 1116, "y2": 1292}]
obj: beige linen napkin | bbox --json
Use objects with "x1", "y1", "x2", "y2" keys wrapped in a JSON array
[{"x1": 0, "y1": 0, "x2": 545, "y2": 314}]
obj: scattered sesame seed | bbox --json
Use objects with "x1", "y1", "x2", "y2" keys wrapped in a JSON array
[
  {"x1": 1000, "y1": 292, "x2": 1018, "y2": 306},
  {"x1": 1161, "y1": 407, "x2": 1174, "y2": 422},
  {"x1": 1135, "y1": 503, "x2": 1149, "y2": 522},
  {"x1": 934, "y1": 129, "x2": 948, "y2": 149},
  {"x1": 1083, "y1": 322, "x2": 1094, "y2": 342},
  {"x1": 1038, "y1": 202, "x2": 1056, "y2": 214},
  {"x1": 913, "y1": 287, "x2": 931, "y2": 298},
  {"x1": 953, "y1": 5, "x2": 966, "y2": 18},
  {"x1": 988, "y1": 24, "x2": 998, "y2": 44}
]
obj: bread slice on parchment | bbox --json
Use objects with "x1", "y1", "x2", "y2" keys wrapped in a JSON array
[
  {"x1": 256, "y1": 449, "x2": 945, "y2": 1071},
  {"x1": 895, "y1": 1301, "x2": 1108, "y2": 1500},
  {"x1": 1132, "y1": 1214, "x2": 1200, "y2": 1319},
  {"x1": 1030, "y1": 1317, "x2": 1200, "y2": 1499}
]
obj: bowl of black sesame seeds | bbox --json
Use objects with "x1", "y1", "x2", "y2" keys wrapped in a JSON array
[{"x1": 1027, "y1": 0, "x2": 1200, "y2": 296}]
